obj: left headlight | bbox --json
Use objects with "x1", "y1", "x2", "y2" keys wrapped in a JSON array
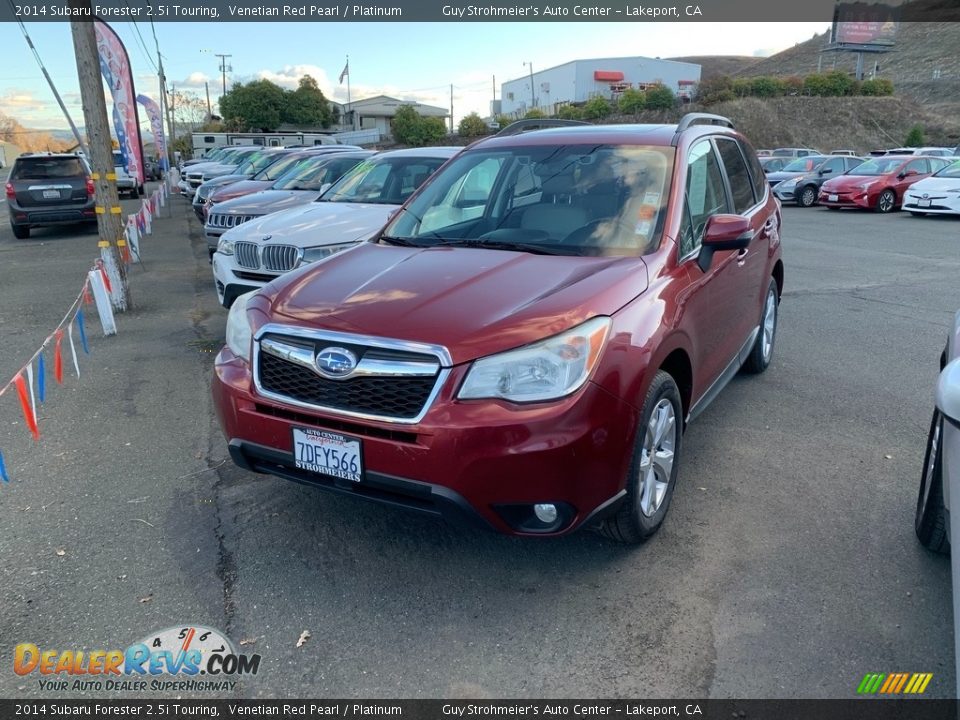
[
  {"x1": 300, "y1": 242, "x2": 356, "y2": 265},
  {"x1": 225, "y1": 290, "x2": 257, "y2": 362},
  {"x1": 217, "y1": 235, "x2": 236, "y2": 255},
  {"x1": 458, "y1": 317, "x2": 611, "y2": 403}
]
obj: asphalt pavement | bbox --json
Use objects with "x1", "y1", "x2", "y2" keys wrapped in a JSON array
[{"x1": 0, "y1": 195, "x2": 955, "y2": 700}]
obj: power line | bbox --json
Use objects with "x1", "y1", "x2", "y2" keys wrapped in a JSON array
[{"x1": 126, "y1": 18, "x2": 159, "y2": 74}]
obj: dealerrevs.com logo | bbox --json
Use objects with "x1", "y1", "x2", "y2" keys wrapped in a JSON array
[{"x1": 14, "y1": 625, "x2": 261, "y2": 692}]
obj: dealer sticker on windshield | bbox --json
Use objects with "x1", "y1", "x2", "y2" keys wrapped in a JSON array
[{"x1": 292, "y1": 428, "x2": 362, "y2": 483}]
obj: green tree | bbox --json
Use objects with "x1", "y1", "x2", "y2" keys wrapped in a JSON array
[
  {"x1": 750, "y1": 76, "x2": 783, "y2": 98},
  {"x1": 557, "y1": 104, "x2": 584, "y2": 120},
  {"x1": 391, "y1": 105, "x2": 448, "y2": 146},
  {"x1": 458, "y1": 112, "x2": 490, "y2": 137},
  {"x1": 524, "y1": 108, "x2": 546, "y2": 119},
  {"x1": 905, "y1": 124, "x2": 925, "y2": 146},
  {"x1": 583, "y1": 96, "x2": 612, "y2": 120},
  {"x1": 822, "y1": 70, "x2": 855, "y2": 96},
  {"x1": 494, "y1": 114, "x2": 513, "y2": 129},
  {"x1": 695, "y1": 75, "x2": 734, "y2": 105},
  {"x1": 860, "y1": 78, "x2": 894, "y2": 96},
  {"x1": 284, "y1": 75, "x2": 336, "y2": 128},
  {"x1": 803, "y1": 73, "x2": 830, "y2": 96},
  {"x1": 782, "y1": 76, "x2": 805, "y2": 96},
  {"x1": 731, "y1": 78, "x2": 752, "y2": 98},
  {"x1": 618, "y1": 88, "x2": 647, "y2": 116},
  {"x1": 644, "y1": 84, "x2": 676, "y2": 110},
  {"x1": 219, "y1": 79, "x2": 287, "y2": 131}
]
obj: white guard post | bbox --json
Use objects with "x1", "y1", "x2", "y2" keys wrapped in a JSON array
[{"x1": 87, "y1": 268, "x2": 117, "y2": 336}]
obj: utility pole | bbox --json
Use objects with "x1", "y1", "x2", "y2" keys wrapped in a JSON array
[
  {"x1": 524, "y1": 61, "x2": 536, "y2": 109},
  {"x1": 169, "y1": 83, "x2": 176, "y2": 158},
  {"x1": 70, "y1": 6, "x2": 129, "y2": 310},
  {"x1": 215, "y1": 53, "x2": 232, "y2": 97},
  {"x1": 449, "y1": 83, "x2": 454, "y2": 134},
  {"x1": 205, "y1": 82, "x2": 212, "y2": 122}
]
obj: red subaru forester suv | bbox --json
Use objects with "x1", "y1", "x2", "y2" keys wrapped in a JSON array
[{"x1": 213, "y1": 114, "x2": 784, "y2": 543}]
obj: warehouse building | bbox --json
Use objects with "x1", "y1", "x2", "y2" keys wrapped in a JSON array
[{"x1": 498, "y1": 56, "x2": 702, "y2": 117}]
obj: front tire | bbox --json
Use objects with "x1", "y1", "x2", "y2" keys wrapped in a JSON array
[
  {"x1": 797, "y1": 185, "x2": 817, "y2": 208},
  {"x1": 598, "y1": 371, "x2": 683, "y2": 544},
  {"x1": 742, "y1": 279, "x2": 779, "y2": 374},
  {"x1": 915, "y1": 411, "x2": 950, "y2": 554},
  {"x1": 875, "y1": 189, "x2": 897, "y2": 213}
]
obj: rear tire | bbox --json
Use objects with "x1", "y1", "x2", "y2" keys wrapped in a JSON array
[
  {"x1": 11, "y1": 223, "x2": 29, "y2": 239},
  {"x1": 742, "y1": 279, "x2": 779, "y2": 374},
  {"x1": 915, "y1": 411, "x2": 950, "y2": 554},
  {"x1": 597, "y1": 371, "x2": 683, "y2": 544}
]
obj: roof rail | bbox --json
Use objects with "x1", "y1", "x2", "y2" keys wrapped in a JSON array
[
  {"x1": 495, "y1": 118, "x2": 591, "y2": 137},
  {"x1": 675, "y1": 113, "x2": 735, "y2": 133}
]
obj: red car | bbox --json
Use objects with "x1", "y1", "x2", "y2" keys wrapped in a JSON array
[
  {"x1": 818, "y1": 155, "x2": 951, "y2": 212},
  {"x1": 213, "y1": 114, "x2": 784, "y2": 543}
]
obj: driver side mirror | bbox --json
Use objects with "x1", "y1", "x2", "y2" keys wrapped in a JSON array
[
  {"x1": 899, "y1": 169, "x2": 919, "y2": 179},
  {"x1": 819, "y1": 168, "x2": 832, "y2": 175},
  {"x1": 697, "y1": 215, "x2": 753, "y2": 272}
]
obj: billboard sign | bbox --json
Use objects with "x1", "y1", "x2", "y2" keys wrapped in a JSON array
[{"x1": 831, "y1": 2, "x2": 899, "y2": 46}]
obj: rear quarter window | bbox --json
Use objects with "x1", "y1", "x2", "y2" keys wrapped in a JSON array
[
  {"x1": 715, "y1": 138, "x2": 757, "y2": 213},
  {"x1": 12, "y1": 157, "x2": 85, "y2": 180}
]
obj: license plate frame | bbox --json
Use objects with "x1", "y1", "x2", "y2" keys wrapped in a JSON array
[
  {"x1": 918, "y1": 199, "x2": 931, "y2": 208},
  {"x1": 828, "y1": 194, "x2": 838, "y2": 202},
  {"x1": 42, "y1": 189, "x2": 61, "y2": 199},
  {"x1": 292, "y1": 427, "x2": 363, "y2": 483}
]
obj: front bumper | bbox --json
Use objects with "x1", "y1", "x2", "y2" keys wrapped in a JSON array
[
  {"x1": 212, "y1": 348, "x2": 637, "y2": 536},
  {"x1": 818, "y1": 189, "x2": 872, "y2": 209},
  {"x1": 211, "y1": 251, "x2": 273, "y2": 307},
  {"x1": 903, "y1": 194, "x2": 960, "y2": 215}
]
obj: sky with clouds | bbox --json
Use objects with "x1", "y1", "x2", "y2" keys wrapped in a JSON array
[{"x1": 0, "y1": 21, "x2": 829, "y2": 131}]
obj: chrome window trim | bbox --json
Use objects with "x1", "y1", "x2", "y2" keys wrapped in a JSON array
[{"x1": 252, "y1": 324, "x2": 453, "y2": 425}]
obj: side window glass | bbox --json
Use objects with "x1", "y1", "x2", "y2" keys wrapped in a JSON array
[
  {"x1": 740, "y1": 141, "x2": 768, "y2": 202},
  {"x1": 715, "y1": 138, "x2": 755, "y2": 214},
  {"x1": 905, "y1": 159, "x2": 927, "y2": 175},
  {"x1": 823, "y1": 158, "x2": 844, "y2": 174},
  {"x1": 679, "y1": 140, "x2": 729, "y2": 258}
]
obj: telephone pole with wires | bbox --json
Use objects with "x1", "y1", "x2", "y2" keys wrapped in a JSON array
[
  {"x1": 70, "y1": 9, "x2": 130, "y2": 310},
  {"x1": 215, "y1": 53, "x2": 232, "y2": 96}
]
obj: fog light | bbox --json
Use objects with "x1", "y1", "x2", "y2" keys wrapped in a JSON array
[{"x1": 533, "y1": 503, "x2": 558, "y2": 524}]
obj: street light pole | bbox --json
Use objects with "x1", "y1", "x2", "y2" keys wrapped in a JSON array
[{"x1": 523, "y1": 61, "x2": 536, "y2": 109}]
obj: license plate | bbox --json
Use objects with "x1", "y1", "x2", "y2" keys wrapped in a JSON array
[
  {"x1": 292, "y1": 428, "x2": 362, "y2": 483},
  {"x1": 918, "y1": 199, "x2": 931, "y2": 208},
  {"x1": 43, "y1": 189, "x2": 61, "y2": 199},
  {"x1": 828, "y1": 194, "x2": 838, "y2": 202}
]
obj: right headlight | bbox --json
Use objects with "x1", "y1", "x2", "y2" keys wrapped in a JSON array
[
  {"x1": 458, "y1": 317, "x2": 611, "y2": 403},
  {"x1": 217, "y1": 235, "x2": 236, "y2": 256},
  {"x1": 225, "y1": 291, "x2": 257, "y2": 362}
]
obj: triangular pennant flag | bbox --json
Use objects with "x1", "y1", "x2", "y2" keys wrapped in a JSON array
[
  {"x1": 37, "y1": 353, "x2": 46, "y2": 403},
  {"x1": 76, "y1": 310, "x2": 90, "y2": 354},
  {"x1": 0, "y1": 449, "x2": 8, "y2": 483},
  {"x1": 26, "y1": 362, "x2": 36, "y2": 419},
  {"x1": 98, "y1": 265, "x2": 113, "y2": 294},
  {"x1": 54, "y1": 329, "x2": 64, "y2": 384},
  {"x1": 68, "y1": 323, "x2": 80, "y2": 379},
  {"x1": 14, "y1": 374, "x2": 39, "y2": 440}
]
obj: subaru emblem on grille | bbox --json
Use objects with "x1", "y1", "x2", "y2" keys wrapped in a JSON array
[{"x1": 315, "y1": 347, "x2": 358, "y2": 378}]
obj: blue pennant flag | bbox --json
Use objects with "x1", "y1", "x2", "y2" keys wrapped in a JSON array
[
  {"x1": 76, "y1": 311, "x2": 90, "y2": 355},
  {"x1": 38, "y1": 353, "x2": 46, "y2": 403},
  {"x1": 0, "y1": 450, "x2": 9, "y2": 483}
]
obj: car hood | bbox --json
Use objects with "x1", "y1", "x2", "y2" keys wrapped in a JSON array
[
  {"x1": 225, "y1": 201, "x2": 397, "y2": 248},
  {"x1": 185, "y1": 161, "x2": 229, "y2": 175},
  {"x1": 210, "y1": 179, "x2": 272, "y2": 203},
  {"x1": 202, "y1": 164, "x2": 244, "y2": 178},
  {"x1": 821, "y1": 174, "x2": 891, "y2": 191},
  {"x1": 255, "y1": 243, "x2": 649, "y2": 365},
  {"x1": 905, "y1": 176, "x2": 960, "y2": 193},
  {"x1": 208, "y1": 189, "x2": 316, "y2": 216},
  {"x1": 766, "y1": 171, "x2": 807, "y2": 184}
]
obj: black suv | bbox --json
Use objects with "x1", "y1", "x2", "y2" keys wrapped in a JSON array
[{"x1": 5, "y1": 153, "x2": 97, "y2": 239}]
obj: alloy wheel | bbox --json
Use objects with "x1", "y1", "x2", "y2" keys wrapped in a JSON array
[{"x1": 638, "y1": 399, "x2": 677, "y2": 518}]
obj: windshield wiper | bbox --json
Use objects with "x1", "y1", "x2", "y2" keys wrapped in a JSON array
[
  {"x1": 436, "y1": 238, "x2": 578, "y2": 256},
  {"x1": 378, "y1": 235, "x2": 430, "y2": 247}
]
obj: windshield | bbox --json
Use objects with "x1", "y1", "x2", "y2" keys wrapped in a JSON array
[
  {"x1": 252, "y1": 153, "x2": 307, "y2": 182},
  {"x1": 322, "y1": 155, "x2": 448, "y2": 205},
  {"x1": 233, "y1": 151, "x2": 270, "y2": 175},
  {"x1": 112, "y1": 151, "x2": 125, "y2": 167},
  {"x1": 847, "y1": 158, "x2": 905, "y2": 175},
  {"x1": 783, "y1": 157, "x2": 826, "y2": 173},
  {"x1": 381, "y1": 144, "x2": 675, "y2": 257},
  {"x1": 275, "y1": 155, "x2": 369, "y2": 191},
  {"x1": 934, "y1": 160, "x2": 960, "y2": 179}
]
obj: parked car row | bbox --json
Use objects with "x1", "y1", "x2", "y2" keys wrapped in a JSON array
[{"x1": 759, "y1": 151, "x2": 958, "y2": 214}]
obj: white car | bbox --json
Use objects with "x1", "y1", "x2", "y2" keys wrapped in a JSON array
[
  {"x1": 903, "y1": 160, "x2": 960, "y2": 216},
  {"x1": 211, "y1": 147, "x2": 459, "y2": 308}
]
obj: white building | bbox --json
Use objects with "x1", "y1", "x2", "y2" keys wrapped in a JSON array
[
  {"x1": 336, "y1": 95, "x2": 449, "y2": 139},
  {"x1": 500, "y1": 56, "x2": 702, "y2": 117}
]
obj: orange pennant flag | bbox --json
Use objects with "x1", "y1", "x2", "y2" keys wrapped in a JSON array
[{"x1": 14, "y1": 374, "x2": 39, "y2": 440}]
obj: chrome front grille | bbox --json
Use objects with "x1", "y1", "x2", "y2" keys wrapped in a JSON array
[
  {"x1": 261, "y1": 245, "x2": 301, "y2": 272},
  {"x1": 253, "y1": 328, "x2": 451, "y2": 424},
  {"x1": 234, "y1": 241, "x2": 261, "y2": 269},
  {"x1": 208, "y1": 213, "x2": 259, "y2": 229}
]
